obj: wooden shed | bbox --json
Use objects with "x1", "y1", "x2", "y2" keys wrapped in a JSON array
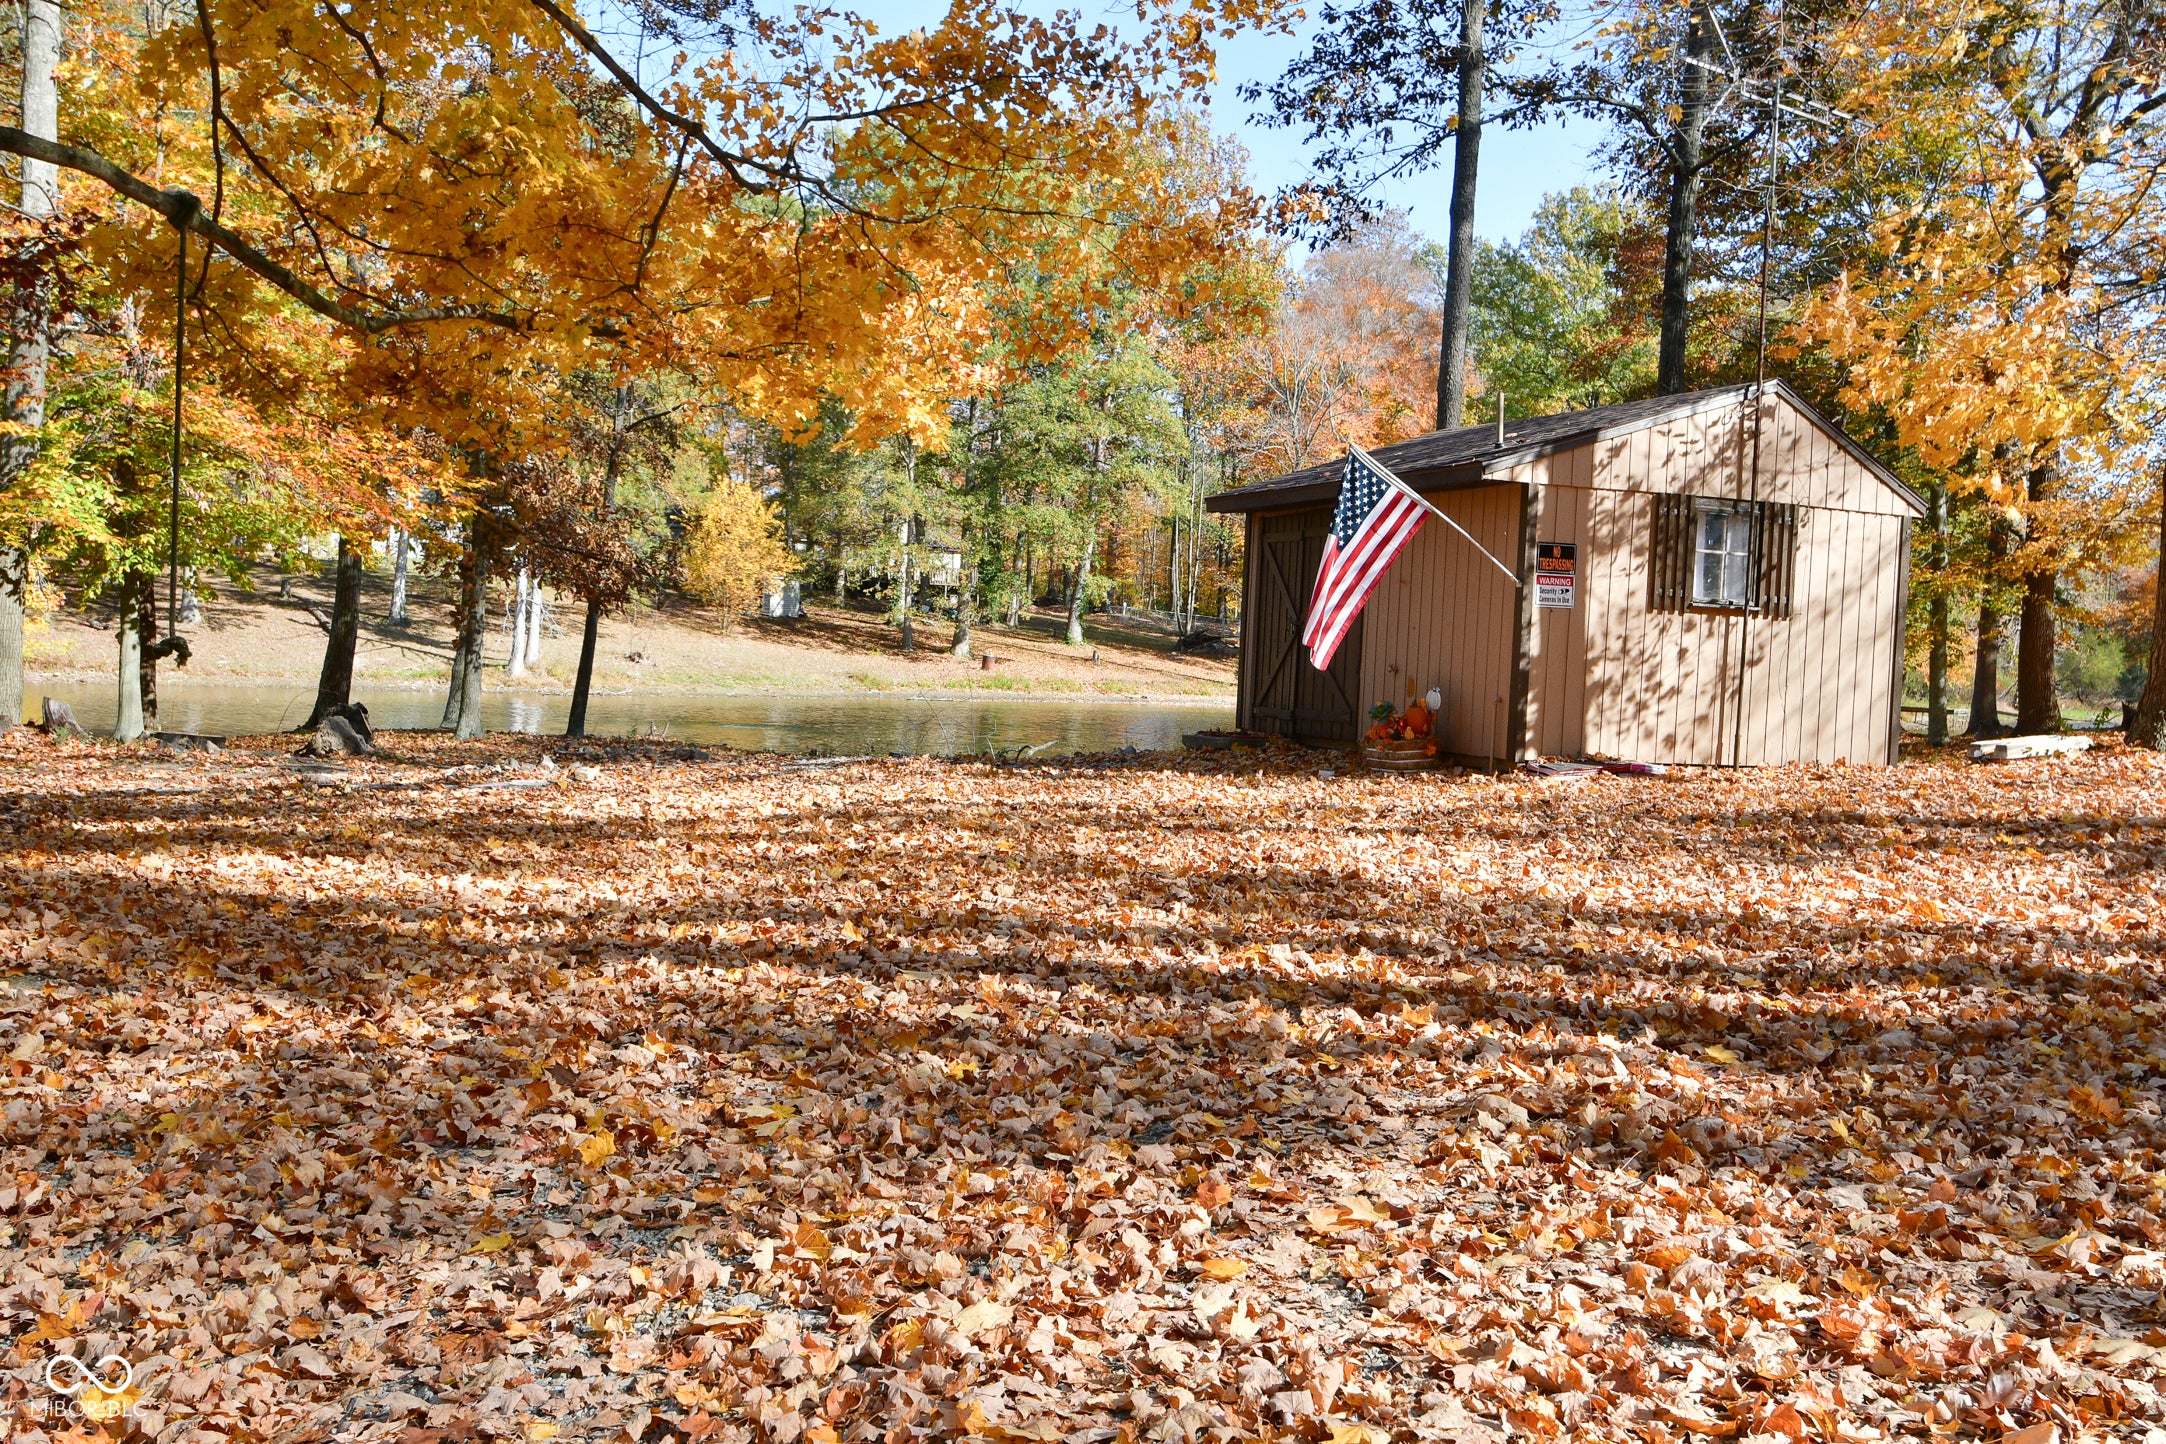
[{"x1": 1206, "y1": 382, "x2": 1925, "y2": 766}]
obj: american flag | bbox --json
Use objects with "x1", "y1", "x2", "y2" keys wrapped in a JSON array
[{"x1": 1303, "y1": 447, "x2": 1430, "y2": 670}]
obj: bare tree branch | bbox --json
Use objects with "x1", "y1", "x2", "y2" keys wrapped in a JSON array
[{"x1": 521, "y1": 0, "x2": 781, "y2": 193}]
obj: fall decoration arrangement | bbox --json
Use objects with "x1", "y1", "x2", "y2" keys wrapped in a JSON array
[{"x1": 1364, "y1": 699, "x2": 1442, "y2": 769}]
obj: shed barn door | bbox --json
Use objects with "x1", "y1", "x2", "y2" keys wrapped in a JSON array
[{"x1": 1246, "y1": 507, "x2": 1364, "y2": 744}]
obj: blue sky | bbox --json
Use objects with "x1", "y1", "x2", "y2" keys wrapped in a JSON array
[
  {"x1": 1203, "y1": 17, "x2": 1613, "y2": 246},
  {"x1": 835, "y1": 0, "x2": 1612, "y2": 247}
]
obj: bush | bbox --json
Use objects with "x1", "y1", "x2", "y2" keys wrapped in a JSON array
[
  {"x1": 2057, "y1": 627, "x2": 2129, "y2": 706},
  {"x1": 684, "y1": 481, "x2": 796, "y2": 621}
]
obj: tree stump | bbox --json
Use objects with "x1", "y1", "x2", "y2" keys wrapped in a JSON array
[
  {"x1": 40, "y1": 697, "x2": 82, "y2": 739},
  {"x1": 299, "y1": 704, "x2": 375, "y2": 757}
]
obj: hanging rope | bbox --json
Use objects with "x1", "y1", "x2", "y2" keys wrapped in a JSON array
[
  {"x1": 147, "y1": 204, "x2": 202, "y2": 679},
  {"x1": 167, "y1": 215, "x2": 186, "y2": 640}
]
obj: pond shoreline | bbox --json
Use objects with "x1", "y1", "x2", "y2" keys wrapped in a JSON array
[
  {"x1": 28, "y1": 581, "x2": 1239, "y2": 706},
  {"x1": 26, "y1": 678, "x2": 1235, "y2": 758},
  {"x1": 26, "y1": 670, "x2": 1235, "y2": 706}
]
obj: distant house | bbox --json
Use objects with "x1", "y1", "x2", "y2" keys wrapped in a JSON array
[
  {"x1": 1205, "y1": 382, "x2": 1924, "y2": 766},
  {"x1": 917, "y1": 530, "x2": 966, "y2": 592}
]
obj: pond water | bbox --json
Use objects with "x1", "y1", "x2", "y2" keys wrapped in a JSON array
[{"x1": 30, "y1": 679, "x2": 1234, "y2": 757}]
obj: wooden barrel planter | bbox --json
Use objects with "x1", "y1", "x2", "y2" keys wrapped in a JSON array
[{"x1": 1363, "y1": 738, "x2": 1443, "y2": 772}]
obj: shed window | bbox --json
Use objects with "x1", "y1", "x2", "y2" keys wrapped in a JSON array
[
  {"x1": 1694, "y1": 503, "x2": 1755, "y2": 608},
  {"x1": 1651, "y1": 493, "x2": 1800, "y2": 617}
]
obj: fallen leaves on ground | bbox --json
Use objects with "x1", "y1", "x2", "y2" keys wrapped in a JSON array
[{"x1": 2, "y1": 729, "x2": 2164, "y2": 1444}]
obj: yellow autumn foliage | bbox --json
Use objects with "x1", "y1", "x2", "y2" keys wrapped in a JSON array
[
  {"x1": 29, "y1": 0, "x2": 1273, "y2": 454},
  {"x1": 684, "y1": 481, "x2": 796, "y2": 621}
]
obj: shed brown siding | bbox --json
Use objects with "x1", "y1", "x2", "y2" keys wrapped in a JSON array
[
  {"x1": 1530, "y1": 391, "x2": 1910, "y2": 765},
  {"x1": 1355, "y1": 481, "x2": 1524, "y2": 762},
  {"x1": 1235, "y1": 513, "x2": 1258, "y2": 733}
]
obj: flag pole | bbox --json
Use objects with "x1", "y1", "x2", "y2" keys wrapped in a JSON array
[{"x1": 1350, "y1": 445, "x2": 1521, "y2": 587}]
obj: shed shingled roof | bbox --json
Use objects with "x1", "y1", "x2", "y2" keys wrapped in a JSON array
[{"x1": 1204, "y1": 380, "x2": 1925, "y2": 517}]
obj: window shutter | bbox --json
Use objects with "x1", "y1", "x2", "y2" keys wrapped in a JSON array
[
  {"x1": 1650, "y1": 492, "x2": 1695, "y2": 613},
  {"x1": 1750, "y1": 502, "x2": 1799, "y2": 618}
]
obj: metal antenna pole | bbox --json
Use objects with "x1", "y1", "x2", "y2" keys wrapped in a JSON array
[
  {"x1": 1734, "y1": 16, "x2": 1785, "y2": 770},
  {"x1": 1678, "y1": 10, "x2": 1848, "y2": 766},
  {"x1": 168, "y1": 224, "x2": 185, "y2": 640},
  {"x1": 1754, "y1": 32, "x2": 1784, "y2": 393}
]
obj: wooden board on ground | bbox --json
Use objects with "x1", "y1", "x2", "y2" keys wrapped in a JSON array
[
  {"x1": 1183, "y1": 731, "x2": 1268, "y2": 750},
  {"x1": 1969, "y1": 734, "x2": 2094, "y2": 762},
  {"x1": 154, "y1": 731, "x2": 227, "y2": 749}
]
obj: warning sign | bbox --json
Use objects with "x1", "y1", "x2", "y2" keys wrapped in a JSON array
[{"x1": 1535, "y1": 541, "x2": 1577, "y2": 609}]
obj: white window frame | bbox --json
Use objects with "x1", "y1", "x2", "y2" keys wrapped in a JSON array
[{"x1": 1691, "y1": 500, "x2": 1756, "y2": 610}]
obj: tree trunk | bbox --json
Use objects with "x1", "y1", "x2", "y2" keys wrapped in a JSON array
[
  {"x1": 566, "y1": 393, "x2": 627, "y2": 740},
  {"x1": 0, "y1": 0, "x2": 61, "y2": 729},
  {"x1": 2129, "y1": 471, "x2": 2166, "y2": 749},
  {"x1": 1183, "y1": 477, "x2": 1201, "y2": 633},
  {"x1": 1065, "y1": 533, "x2": 1096, "y2": 646},
  {"x1": 1435, "y1": 0, "x2": 1485, "y2": 429},
  {"x1": 441, "y1": 518, "x2": 490, "y2": 737},
  {"x1": 1011, "y1": 532, "x2": 1029, "y2": 625},
  {"x1": 388, "y1": 525, "x2": 409, "y2": 623},
  {"x1": 1172, "y1": 519, "x2": 1181, "y2": 622},
  {"x1": 2015, "y1": 571, "x2": 2061, "y2": 733},
  {"x1": 1176, "y1": 518, "x2": 1189, "y2": 631},
  {"x1": 115, "y1": 574, "x2": 146, "y2": 741},
  {"x1": 898, "y1": 531, "x2": 915, "y2": 652},
  {"x1": 134, "y1": 572, "x2": 159, "y2": 733},
  {"x1": 1658, "y1": 1, "x2": 1714, "y2": 396},
  {"x1": 1156, "y1": 519, "x2": 1169, "y2": 613},
  {"x1": 1967, "y1": 515, "x2": 2008, "y2": 738},
  {"x1": 951, "y1": 593, "x2": 973, "y2": 659},
  {"x1": 951, "y1": 530, "x2": 974, "y2": 660},
  {"x1": 2015, "y1": 459, "x2": 2064, "y2": 734},
  {"x1": 0, "y1": 549, "x2": 23, "y2": 730},
  {"x1": 303, "y1": 536, "x2": 362, "y2": 730},
  {"x1": 441, "y1": 604, "x2": 468, "y2": 728},
  {"x1": 1926, "y1": 484, "x2": 1949, "y2": 746},
  {"x1": 507, "y1": 567, "x2": 530, "y2": 676},
  {"x1": 567, "y1": 598, "x2": 602, "y2": 738},
  {"x1": 526, "y1": 574, "x2": 545, "y2": 660},
  {"x1": 1968, "y1": 604, "x2": 2003, "y2": 737},
  {"x1": 452, "y1": 549, "x2": 488, "y2": 739}
]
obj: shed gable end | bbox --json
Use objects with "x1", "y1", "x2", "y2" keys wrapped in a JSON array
[{"x1": 1581, "y1": 391, "x2": 1918, "y2": 518}]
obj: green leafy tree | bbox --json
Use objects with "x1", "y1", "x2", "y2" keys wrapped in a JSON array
[
  {"x1": 1451, "y1": 187, "x2": 1659, "y2": 420},
  {"x1": 758, "y1": 402, "x2": 889, "y2": 605},
  {"x1": 38, "y1": 364, "x2": 311, "y2": 738},
  {"x1": 990, "y1": 337, "x2": 1184, "y2": 645}
]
